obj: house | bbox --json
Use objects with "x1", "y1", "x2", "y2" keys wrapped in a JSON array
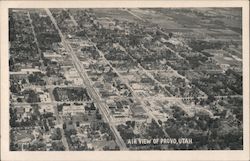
[
  {"x1": 39, "y1": 92, "x2": 51, "y2": 103},
  {"x1": 39, "y1": 105, "x2": 54, "y2": 114}
]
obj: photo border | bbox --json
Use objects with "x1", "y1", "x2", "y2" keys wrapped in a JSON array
[{"x1": 1, "y1": 1, "x2": 249, "y2": 161}]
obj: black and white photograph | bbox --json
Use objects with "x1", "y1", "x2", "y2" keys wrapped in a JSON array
[{"x1": 1, "y1": 0, "x2": 249, "y2": 161}]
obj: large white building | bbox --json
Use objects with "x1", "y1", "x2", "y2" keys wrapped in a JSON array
[
  {"x1": 64, "y1": 68, "x2": 83, "y2": 85},
  {"x1": 43, "y1": 51, "x2": 62, "y2": 59},
  {"x1": 39, "y1": 92, "x2": 51, "y2": 103},
  {"x1": 62, "y1": 105, "x2": 85, "y2": 116}
]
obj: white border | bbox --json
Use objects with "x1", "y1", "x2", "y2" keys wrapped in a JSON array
[{"x1": 1, "y1": 1, "x2": 249, "y2": 161}]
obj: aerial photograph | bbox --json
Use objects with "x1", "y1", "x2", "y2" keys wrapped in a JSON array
[{"x1": 9, "y1": 8, "x2": 243, "y2": 151}]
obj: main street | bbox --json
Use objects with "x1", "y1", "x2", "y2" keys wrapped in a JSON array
[
  {"x1": 65, "y1": 9, "x2": 171, "y2": 137},
  {"x1": 45, "y1": 9, "x2": 127, "y2": 150}
]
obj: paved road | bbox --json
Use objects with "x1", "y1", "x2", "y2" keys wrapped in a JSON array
[
  {"x1": 142, "y1": 95, "x2": 242, "y2": 101},
  {"x1": 50, "y1": 87, "x2": 70, "y2": 150},
  {"x1": 124, "y1": 9, "x2": 145, "y2": 22},
  {"x1": 50, "y1": 89, "x2": 70, "y2": 150},
  {"x1": 23, "y1": 84, "x2": 84, "y2": 89},
  {"x1": 11, "y1": 100, "x2": 88, "y2": 106},
  {"x1": 45, "y1": 8, "x2": 127, "y2": 150},
  {"x1": 27, "y1": 11, "x2": 44, "y2": 68}
]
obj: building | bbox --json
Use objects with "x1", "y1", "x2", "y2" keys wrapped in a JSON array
[
  {"x1": 39, "y1": 105, "x2": 54, "y2": 114},
  {"x1": 62, "y1": 105, "x2": 85, "y2": 116},
  {"x1": 39, "y1": 92, "x2": 51, "y2": 103},
  {"x1": 43, "y1": 51, "x2": 62, "y2": 59},
  {"x1": 64, "y1": 68, "x2": 83, "y2": 85},
  {"x1": 130, "y1": 105, "x2": 147, "y2": 118}
]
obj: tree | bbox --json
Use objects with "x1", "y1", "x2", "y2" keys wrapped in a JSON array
[
  {"x1": 57, "y1": 105, "x2": 63, "y2": 112},
  {"x1": 21, "y1": 79, "x2": 27, "y2": 84},
  {"x1": 63, "y1": 123, "x2": 66, "y2": 129},
  {"x1": 131, "y1": 121, "x2": 135, "y2": 128},
  {"x1": 158, "y1": 120, "x2": 163, "y2": 126},
  {"x1": 51, "y1": 128, "x2": 62, "y2": 140},
  {"x1": 17, "y1": 97, "x2": 23, "y2": 102},
  {"x1": 103, "y1": 145, "x2": 110, "y2": 151},
  {"x1": 52, "y1": 141, "x2": 65, "y2": 151},
  {"x1": 207, "y1": 95, "x2": 215, "y2": 103},
  {"x1": 169, "y1": 32, "x2": 173, "y2": 38},
  {"x1": 114, "y1": 145, "x2": 120, "y2": 150},
  {"x1": 96, "y1": 113, "x2": 102, "y2": 120},
  {"x1": 126, "y1": 121, "x2": 131, "y2": 127}
]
